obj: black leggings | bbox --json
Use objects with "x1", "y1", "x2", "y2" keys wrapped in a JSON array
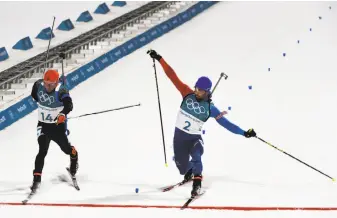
[{"x1": 34, "y1": 123, "x2": 78, "y2": 175}]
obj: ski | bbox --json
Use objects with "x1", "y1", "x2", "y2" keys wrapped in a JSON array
[
  {"x1": 66, "y1": 167, "x2": 80, "y2": 191},
  {"x1": 22, "y1": 189, "x2": 37, "y2": 205},
  {"x1": 160, "y1": 180, "x2": 191, "y2": 192},
  {"x1": 181, "y1": 190, "x2": 206, "y2": 210}
]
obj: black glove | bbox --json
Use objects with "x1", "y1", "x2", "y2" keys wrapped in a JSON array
[
  {"x1": 147, "y1": 49, "x2": 162, "y2": 61},
  {"x1": 244, "y1": 128, "x2": 256, "y2": 138}
]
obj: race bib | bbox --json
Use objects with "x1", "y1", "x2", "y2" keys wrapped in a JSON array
[
  {"x1": 37, "y1": 103, "x2": 63, "y2": 123},
  {"x1": 175, "y1": 109, "x2": 205, "y2": 135}
]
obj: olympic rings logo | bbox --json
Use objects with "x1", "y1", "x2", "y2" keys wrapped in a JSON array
[
  {"x1": 38, "y1": 91, "x2": 55, "y2": 106},
  {"x1": 186, "y1": 98, "x2": 205, "y2": 114}
]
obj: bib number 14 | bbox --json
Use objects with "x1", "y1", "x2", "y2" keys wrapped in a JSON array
[{"x1": 41, "y1": 112, "x2": 54, "y2": 122}]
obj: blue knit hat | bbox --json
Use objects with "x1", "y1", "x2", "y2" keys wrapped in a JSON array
[{"x1": 195, "y1": 76, "x2": 212, "y2": 92}]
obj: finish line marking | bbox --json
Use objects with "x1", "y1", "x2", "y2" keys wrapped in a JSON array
[{"x1": 0, "y1": 202, "x2": 337, "y2": 210}]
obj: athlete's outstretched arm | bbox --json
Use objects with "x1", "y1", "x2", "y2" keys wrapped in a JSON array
[
  {"x1": 148, "y1": 50, "x2": 193, "y2": 97},
  {"x1": 210, "y1": 104, "x2": 245, "y2": 136},
  {"x1": 159, "y1": 58, "x2": 193, "y2": 97}
]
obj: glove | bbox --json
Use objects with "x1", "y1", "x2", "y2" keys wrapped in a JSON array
[
  {"x1": 147, "y1": 49, "x2": 162, "y2": 61},
  {"x1": 244, "y1": 128, "x2": 256, "y2": 138},
  {"x1": 55, "y1": 113, "x2": 66, "y2": 125}
]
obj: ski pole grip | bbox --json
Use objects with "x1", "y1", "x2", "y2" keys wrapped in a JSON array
[{"x1": 221, "y1": 72, "x2": 228, "y2": 80}]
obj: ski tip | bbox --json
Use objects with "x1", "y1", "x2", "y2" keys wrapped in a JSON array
[{"x1": 181, "y1": 203, "x2": 190, "y2": 210}]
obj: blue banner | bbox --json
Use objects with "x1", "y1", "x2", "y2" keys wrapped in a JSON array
[
  {"x1": 158, "y1": 21, "x2": 172, "y2": 34},
  {"x1": 0, "y1": 113, "x2": 7, "y2": 128},
  {"x1": 134, "y1": 34, "x2": 148, "y2": 48},
  {"x1": 0, "y1": 1, "x2": 218, "y2": 131},
  {"x1": 0, "y1": 95, "x2": 37, "y2": 130}
]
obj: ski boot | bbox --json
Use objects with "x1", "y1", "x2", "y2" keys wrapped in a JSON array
[
  {"x1": 30, "y1": 173, "x2": 41, "y2": 191},
  {"x1": 69, "y1": 146, "x2": 79, "y2": 176},
  {"x1": 183, "y1": 168, "x2": 193, "y2": 183},
  {"x1": 69, "y1": 159, "x2": 78, "y2": 176},
  {"x1": 191, "y1": 175, "x2": 202, "y2": 197}
]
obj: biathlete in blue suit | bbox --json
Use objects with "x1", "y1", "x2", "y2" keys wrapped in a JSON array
[{"x1": 148, "y1": 50, "x2": 257, "y2": 196}]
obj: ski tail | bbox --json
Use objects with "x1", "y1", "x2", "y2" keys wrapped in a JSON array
[{"x1": 160, "y1": 180, "x2": 191, "y2": 192}]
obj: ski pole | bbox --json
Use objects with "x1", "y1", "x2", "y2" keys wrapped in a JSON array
[
  {"x1": 68, "y1": 103, "x2": 141, "y2": 120},
  {"x1": 151, "y1": 57, "x2": 168, "y2": 167},
  {"x1": 42, "y1": 16, "x2": 56, "y2": 74},
  {"x1": 256, "y1": 136, "x2": 335, "y2": 181},
  {"x1": 59, "y1": 52, "x2": 66, "y2": 85},
  {"x1": 210, "y1": 72, "x2": 228, "y2": 96}
]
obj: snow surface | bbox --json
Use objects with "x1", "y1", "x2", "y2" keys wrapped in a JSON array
[{"x1": 1, "y1": 1, "x2": 337, "y2": 218}]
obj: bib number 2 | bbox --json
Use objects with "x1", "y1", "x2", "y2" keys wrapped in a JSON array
[{"x1": 183, "y1": 121, "x2": 191, "y2": 131}]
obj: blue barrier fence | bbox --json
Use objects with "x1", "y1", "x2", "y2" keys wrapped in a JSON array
[
  {"x1": 36, "y1": 27, "x2": 55, "y2": 40},
  {"x1": 94, "y1": 3, "x2": 110, "y2": 14},
  {"x1": 0, "y1": 1, "x2": 218, "y2": 131},
  {"x1": 12, "y1": 36, "x2": 33, "y2": 50},
  {"x1": 0, "y1": 47, "x2": 9, "y2": 62},
  {"x1": 77, "y1": 11, "x2": 93, "y2": 22},
  {"x1": 57, "y1": 19, "x2": 75, "y2": 31},
  {"x1": 112, "y1": 1, "x2": 127, "y2": 7}
]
